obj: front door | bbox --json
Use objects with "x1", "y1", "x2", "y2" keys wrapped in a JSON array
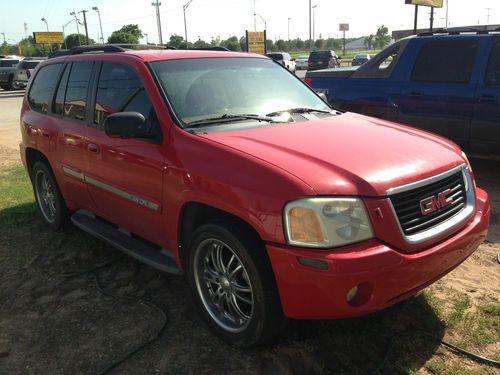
[
  {"x1": 84, "y1": 62, "x2": 166, "y2": 246},
  {"x1": 471, "y1": 39, "x2": 500, "y2": 155}
]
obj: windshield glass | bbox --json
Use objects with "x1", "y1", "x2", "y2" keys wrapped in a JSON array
[{"x1": 151, "y1": 57, "x2": 331, "y2": 127}]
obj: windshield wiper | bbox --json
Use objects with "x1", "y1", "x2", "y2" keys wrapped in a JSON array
[
  {"x1": 266, "y1": 107, "x2": 334, "y2": 117},
  {"x1": 185, "y1": 114, "x2": 277, "y2": 128}
]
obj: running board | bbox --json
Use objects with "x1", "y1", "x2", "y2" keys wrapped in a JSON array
[{"x1": 71, "y1": 210, "x2": 182, "y2": 275}]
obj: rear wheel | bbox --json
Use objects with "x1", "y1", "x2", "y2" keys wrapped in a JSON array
[
  {"x1": 188, "y1": 223, "x2": 287, "y2": 347},
  {"x1": 32, "y1": 161, "x2": 70, "y2": 230}
]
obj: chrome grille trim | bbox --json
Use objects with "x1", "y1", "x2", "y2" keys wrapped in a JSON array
[{"x1": 386, "y1": 164, "x2": 475, "y2": 244}]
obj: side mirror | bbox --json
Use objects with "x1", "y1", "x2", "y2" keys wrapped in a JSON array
[
  {"x1": 318, "y1": 92, "x2": 328, "y2": 102},
  {"x1": 104, "y1": 112, "x2": 152, "y2": 139}
]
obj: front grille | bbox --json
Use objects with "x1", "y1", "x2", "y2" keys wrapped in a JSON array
[{"x1": 390, "y1": 171, "x2": 467, "y2": 236}]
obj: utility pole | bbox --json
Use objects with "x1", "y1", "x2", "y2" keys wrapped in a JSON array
[
  {"x1": 78, "y1": 10, "x2": 89, "y2": 45},
  {"x1": 312, "y1": 5, "x2": 317, "y2": 42},
  {"x1": 486, "y1": 8, "x2": 492, "y2": 24},
  {"x1": 92, "y1": 7, "x2": 104, "y2": 43},
  {"x1": 429, "y1": 7, "x2": 434, "y2": 32},
  {"x1": 445, "y1": 0, "x2": 449, "y2": 29},
  {"x1": 253, "y1": 0, "x2": 256, "y2": 31},
  {"x1": 413, "y1": 5, "x2": 419, "y2": 35},
  {"x1": 24, "y1": 22, "x2": 29, "y2": 45},
  {"x1": 309, "y1": 0, "x2": 312, "y2": 51},
  {"x1": 70, "y1": 12, "x2": 81, "y2": 46},
  {"x1": 288, "y1": 18, "x2": 291, "y2": 40},
  {"x1": 152, "y1": 0, "x2": 163, "y2": 45},
  {"x1": 144, "y1": 33, "x2": 149, "y2": 44},
  {"x1": 183, "y1": 0, "x2": 194, "y2": 45}
]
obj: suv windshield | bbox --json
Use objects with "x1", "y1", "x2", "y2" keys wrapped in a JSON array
[{"x1": 151, "y1": 57, "x2": 331, "y2": 128}]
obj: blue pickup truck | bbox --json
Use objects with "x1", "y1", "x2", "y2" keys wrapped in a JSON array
[{"x1": 305, "y1": 31, "x2": 500, "y2": 155}]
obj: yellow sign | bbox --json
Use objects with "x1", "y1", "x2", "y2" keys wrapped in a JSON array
[
  {"x1": 246, "y1": 31, "x2": 266, "y2": 54},
  {"x1": 405, "y1": 0, "x2": 443, "y2": 8},
  {"x1": 33, "y1": 32, "x2": 65, "y2": 44}
]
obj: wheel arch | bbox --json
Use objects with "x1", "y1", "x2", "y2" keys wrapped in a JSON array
[
  {"x1": 177, "y1": 201, "x2": 265, "y2": 271},
  {"x1": 25, "y1": 148, "x2": 52, "y2": 179}
]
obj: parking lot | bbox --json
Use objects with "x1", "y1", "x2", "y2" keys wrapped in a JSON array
[{"x1": 0, "y1": 89, "x2": 499, "y2": 374}]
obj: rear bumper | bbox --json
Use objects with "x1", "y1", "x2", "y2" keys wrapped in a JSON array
[{"x1": 266, "y1": 188, "x2": 490, "y2": 319}]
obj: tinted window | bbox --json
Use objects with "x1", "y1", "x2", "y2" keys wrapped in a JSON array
[
  {"x1": 64, "y1": 61, "x2": 93, "y2": 121},
  {"x1": 18, "y1": 61, "x2": 40, "y2": 69},
  {"x1": 309, "y1": 51, "x2": 332, "y2": 60},
  {"x1": 266, "y1": 53, "x2": 284, "y2": 61},
  {"x1": 28, "y1": 63, "x2": 62, "y2": 114},
  {"x1": 54, "y1": 64, "x2": 70, "y2": 116},
  {"x1": 485, "y1": 41, "x2": 500, "y2": 86},
  {"x1": 0, "y1": 60, "x2": 19, "y2": 67},
  {"x1": 412, "y1": 40, "x2": 478, "y2": 83},
  {"x1": 94, "y1": 63, "x2": 159, "y2": 137}
]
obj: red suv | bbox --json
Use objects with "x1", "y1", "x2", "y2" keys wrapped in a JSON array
[{"x1": 20, "y1": 45, "x2": 490, "y2": 347}]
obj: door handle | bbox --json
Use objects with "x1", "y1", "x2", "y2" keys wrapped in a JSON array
[
  {"x1": 479, "y1": 94, "x2": 496, "y2": 103},
  {"x1": 87, "y1": 143, "x2": 100, "y2": 154}
]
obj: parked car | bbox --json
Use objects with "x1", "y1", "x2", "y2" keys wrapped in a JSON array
[
  {"x1": 295, "y1": 55, "x2": 309, "y2": 70},
  {"x1": 0, "y1": 56, "x2": 21, "y2": 90},
  {"x1": 266, "y1": 52, "x2": 296, "y2": 72},
  {"x1": 305, "y1": 31, "x2": 500, "y2": 156},
  {"x1": 308, "y1": 50, "x2": 340, "y2": 71},
  {"x1": 0, "y1": 58, "x2": 45, "y2": 90},
  {"x1": 21, "y1": 45, "x2": 489, "y2": 347},
  {"x1": 351, "y1": 53, "x2": 371, "y2": 66}
]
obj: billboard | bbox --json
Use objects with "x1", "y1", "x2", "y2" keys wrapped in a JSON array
[
  {"x1": 33, "y1": 32, "x2": 65, "y2": 44},
  {"x1": 405, "y1": 0, "x2": 443, "y2": 8},
  {"x1": 339, "y1": 23, "x2": 349, "y2": 31},
  {"x1": 246, "y1": 31, "x2": 266, "y2": 54}
]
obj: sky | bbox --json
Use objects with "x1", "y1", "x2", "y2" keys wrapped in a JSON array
[{"x1": 0, "y1": 0, "x2": 499, "y2": 45}]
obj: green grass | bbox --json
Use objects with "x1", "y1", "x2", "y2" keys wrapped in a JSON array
[
  {"x1": 0, "y1": 165, "x2": 36, "y2": 223},
  {"x1": 289, "y1": 49, "x2": 382, "y2": 59}
]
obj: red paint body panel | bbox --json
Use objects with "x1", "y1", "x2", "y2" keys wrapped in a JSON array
[
  {"x1": 267, "y1": 189, "x2": 489, "y2": 319},
  {"x1": 20, "y1": 50, "x2": 491, "y2": 320}
]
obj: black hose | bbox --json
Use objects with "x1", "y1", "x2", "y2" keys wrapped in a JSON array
[{"x1": 61, "y1": 256, "x2": 168, "y2": 375}]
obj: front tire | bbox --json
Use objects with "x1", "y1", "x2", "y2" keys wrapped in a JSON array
[
  {"x1": 188, "y1": 223, "x2": 287, "y2": 347},
  {"x1": 32, "y1": 161, "x2": 70, "y2": 230}
]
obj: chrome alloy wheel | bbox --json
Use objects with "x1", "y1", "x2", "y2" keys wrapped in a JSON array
[
  {"x1": 194, "y1": 239, "x2": 254, "y2": 333},
  {"x1": 35, "y1": 170, "x2": 57, "y2": 223}
]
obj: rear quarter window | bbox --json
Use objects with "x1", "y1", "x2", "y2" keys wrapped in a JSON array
[{"x1": 28, "y1": 63, "x2": 62, "y2": 114}]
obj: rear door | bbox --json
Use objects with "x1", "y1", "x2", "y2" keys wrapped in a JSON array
[
  {"x1": 398, "y1": 39, "x2": 480, "y2": 149},
  {"x1": 83, "y1": 61, "x2": 166, "y2": 245},
  {"x1": 471, "y1": 38, "x2": 500, "y2": 154}
]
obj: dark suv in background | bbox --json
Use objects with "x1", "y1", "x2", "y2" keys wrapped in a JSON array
[{"x1": 308, "y1": 50, "x2": 340, "y2": 71}]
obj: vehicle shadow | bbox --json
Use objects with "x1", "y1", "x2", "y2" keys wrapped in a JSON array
[{"x1": 0, "y1": 202, "x2": 445, "y2": 375}]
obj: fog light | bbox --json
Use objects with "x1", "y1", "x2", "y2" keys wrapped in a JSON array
[{"x1": 346, "y1": 285, "x2": 359, "y2": 303}]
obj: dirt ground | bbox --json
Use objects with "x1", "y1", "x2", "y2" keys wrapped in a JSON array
[{"x1": 0, "y1": 144, "x2": 499, "y2": 374}]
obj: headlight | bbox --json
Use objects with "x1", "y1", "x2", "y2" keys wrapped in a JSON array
[{"x1": 284, "y1": 197, "x2": 374, "y2": 248}]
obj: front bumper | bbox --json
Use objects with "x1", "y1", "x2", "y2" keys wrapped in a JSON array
[{"x1": 266, "y1": 188, "x2": 490, "y2": 319}]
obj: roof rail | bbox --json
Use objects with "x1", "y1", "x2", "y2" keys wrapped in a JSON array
[
  {"x1": 47, "y1": 44, "x2": 178, "y2": 59},
  {"x1": 189, "y1": 47, "x2": 230, "y2": 51},
  {"x1": 418, "y1": 28, "x2": 500, "y2": 36}
]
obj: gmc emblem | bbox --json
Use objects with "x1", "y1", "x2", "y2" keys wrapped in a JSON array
[{"x1": 420, "y1": 189, "x2": 454, "y2": 216}]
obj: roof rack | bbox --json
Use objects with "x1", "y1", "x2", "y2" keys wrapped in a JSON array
[
  {"x1": 47, "y1": 44, "x2": 178, "y2": 59},
  {"x1": 418, "y1": 28, "x2": 500, "y2": 36},
  {"x1": 189, "y1": 47, "x2": 230, "y2": 51}
]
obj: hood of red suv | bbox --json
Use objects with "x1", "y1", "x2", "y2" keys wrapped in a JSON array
[{"x1": 200, "y1": 112, "x2": 465, "y2": 197}]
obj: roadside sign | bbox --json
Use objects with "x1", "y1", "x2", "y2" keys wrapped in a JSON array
[
  {"x1": 405, "y1": 0, "x2": 443, "y2": 8},
  {"x1": 246, "y1": 31, "x2": 267, "y2": 54},
  {"x1": 339, "y1": 24, "x2": 349, "y2": 32},
  {"x1": 33, "y1": 32, "x2": 65, "y2": 44}
]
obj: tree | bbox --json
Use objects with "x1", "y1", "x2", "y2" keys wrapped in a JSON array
[
  {"x1": 168, "y1": 34, "x2": 185, "y2": 49},
  {"x1": 374, "y1": 25, "x2": 391, "y2": 49},
  {"x1": 221, "y1": 36, "x2": 241, "y2": 51},
  {"x1": 65, "y1": 34, "x2": 95, "y2": 49},
  {"x1": 108, "y1": 24, "x2": 143, "y2": 44},
  {"x1": 193, "y1": 39, "x2": 210, "y2": 48},
  {"x1": 276, "y1": 39, "x2": 285, "y2": 51},
  {"x1": 364, "y1": 34, "x2": 375, "y2": 50}
]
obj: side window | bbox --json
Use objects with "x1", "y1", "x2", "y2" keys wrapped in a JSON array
[
  {"x1": 28, "y1": 63, "x2": 62, "y2": 114},
  {"x1": 412, "y1": 40, "x2": 478, "y2": 84},
  {"x1": 64, "y1": 61, "x2": 93, "y2": 121},
  {"x1": 377, "y1": 46, "x2": 399, "y2": 70},
  {"x1": 94, "y1": 63, "x2": 160, "y2": 138},
  {"x1": 485, "y1": 41, "x2": 500, "y2": 86},
  {"x1": 54, "y1": 64, "x2": 70, "y2": 116}
]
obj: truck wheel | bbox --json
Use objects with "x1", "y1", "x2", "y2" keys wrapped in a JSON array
[
  {"x1": 188, "y1": 223, "x2": 287, "y2": 347},
  {"x1": 10, "y1": 78, "x2": 21, "y2": 90},
  {"x1": 32, "y1": 161, "x2": 70, "y2": 230}
]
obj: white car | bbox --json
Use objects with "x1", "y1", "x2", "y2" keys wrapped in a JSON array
[
  {"x1": 295, "y1": 55, "x2": 309, "y2": 70},
  {"x1": 266, "y1": 52, "x2": 296, "y2": 72}
]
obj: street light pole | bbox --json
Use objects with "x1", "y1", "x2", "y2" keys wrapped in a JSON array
[
  {"x1": 183, "y1": 0, "x2": 194, "y2": 45},
  {"x1": 70, "y1": 12, "x2": 81, "y2": 46},
  {"x1": 151, "y1": 0, "x2": 163, "y2": 45},
  {"x1": 288, "y1": 18, "x2": 291, "y2": 40},
  {"x1": 257, "y1": 14, "x2": 267, "y2": 30},
  {"x1": 312, "y1": 5, "x2": 317, "y2": 42},
  {"x1": 62, "y1": 20, "x2": 72, "y2": 49},
  {"x1": 309, "y1": 0, "x2": 312, "y2": 51},
  {"x1": 144, "y1": 33, "x2": 149, "y2": 44},
  {"x1": 92, "y1": 7, "x2": 104, "y2": 43},
  {"x1": 41, "y1": 18, "x2": 49, "y2": 31},
  {"x1": 445, "y1": 0, "x2": 449, "y2": 28}
]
